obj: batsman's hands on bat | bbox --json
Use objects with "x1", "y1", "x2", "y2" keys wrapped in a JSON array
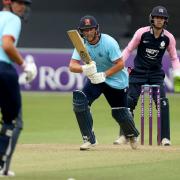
[
  {"x1": 82, "y1": 61, "x2": 97, "y2": 76},
  {"x1": 20, "y1": 55, "x2": 37, "y2": 84},
  {"x1": 89, "y1": 72, "x2": 106, "y2": 84}
]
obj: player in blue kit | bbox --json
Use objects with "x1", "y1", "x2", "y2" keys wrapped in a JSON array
[
  {"x1": 69, "y1": 15, "x2": 139, "y2": 150},
  {"x1": 0, "y1": 0, "x2": 37, "y2": 176}
]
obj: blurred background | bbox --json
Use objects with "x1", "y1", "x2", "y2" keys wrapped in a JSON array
[
  {"x1": 0, "y1": 0, "x2": 179, "y2": 92},
  {"x1": 2, "y1": 0, "x2": 179, "y2": 49}
]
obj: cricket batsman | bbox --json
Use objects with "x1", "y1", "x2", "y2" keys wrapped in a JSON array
[{"x1": 69, "y1": 15, "x2": 139, "y2": 150}]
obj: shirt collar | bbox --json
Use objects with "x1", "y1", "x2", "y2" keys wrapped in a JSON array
[{"x1": 150, "y1": 26, "x2": 164, "y2": 37}]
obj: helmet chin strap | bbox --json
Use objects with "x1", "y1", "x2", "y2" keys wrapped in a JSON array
[
  {"x1": 151, "y1": 21, "x2": 167, "y2": 29},
  {"x1": 150, "y1": 16, "x2": 168, "y2": 29}
]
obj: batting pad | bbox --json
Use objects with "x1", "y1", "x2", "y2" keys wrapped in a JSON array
[
  {"x1": 73, "y1": 90, "x2": 96, "y2": 144},
  {"x1": 112, "y1": 107, "x2": 139, "y2": 138}
]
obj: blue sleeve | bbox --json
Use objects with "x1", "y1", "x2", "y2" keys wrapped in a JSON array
[
  {"x1": 108, "y1": 38, "x2": 122, "y2": 62},
  {"x1": 2, "y1": 16, "x2": 21, "y2": 44},
  {"x1": 71, "y1": 48, "x2": 81, "y2": 61}
]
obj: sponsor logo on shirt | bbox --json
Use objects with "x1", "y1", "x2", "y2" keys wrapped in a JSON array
[
  {"x1": 143, "y1": 40, "x2": 149, "y2": 43},
  {"x1": 145, "y1": 48, "x2": 159, "y2": 59}
]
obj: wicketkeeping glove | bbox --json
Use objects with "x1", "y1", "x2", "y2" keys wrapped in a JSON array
[
  {"x1": 173, "y1": 69, "x2": 180, "y2": 93},
  {"x1": 173, "y1": 69, "x2": 180, "y2": 77},
  {"x1": 82, "y1": 61, "x2": 97, "y2": 77},
  {"x1": 19, "y1": 55, "x2": 37, "y2": 84},
  {"x1": 89, "y1": 72, "x2": 106, "y2": 84}
]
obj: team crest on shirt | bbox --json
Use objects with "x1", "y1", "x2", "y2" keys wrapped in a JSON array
[{"x1": 160, "y1": 41, "x2": 165, "y2": 49}]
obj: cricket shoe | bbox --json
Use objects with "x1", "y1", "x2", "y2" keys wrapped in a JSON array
[
  {"x1": 161, "y1": 138, "x2": 171, "y2": 146},
  {"x1": 0, "y1": 170, "x2": 15, "y2": 177},
  {"x1": 80, "y1": 140, "x2": 98, "y2": 151},
  {"x1": 129, "y1": 136, "x2": 138, "y2": 150},
  {"x1": 113, "y1": 135, "x2": 129, "y2": 145}
]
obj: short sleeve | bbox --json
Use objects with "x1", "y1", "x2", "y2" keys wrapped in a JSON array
[
  {"x1": 2, "y1": 16, "x2": 21, "y2": 43},
  {"x1": 71, "y1": 48, "x2": 81, "y2": 61},
  {"x1": 108, "y1": 38, "x2": 122, "y2": 62}
]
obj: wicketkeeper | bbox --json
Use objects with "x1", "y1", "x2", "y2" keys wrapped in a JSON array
[
  {"x1": 69, "y1": 15, "x2": 139, "y2": 150},
  {"x1": 114, "y1": 6, "x2": 180, "y2": 146}
]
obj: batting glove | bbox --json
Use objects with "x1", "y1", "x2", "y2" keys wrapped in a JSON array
[
  {"x1": 89, "y1": 72, "x2": 106, "y2": 84},
  {"x1": 20, "y1": 55, "x2": 37, "y2": 84},
  {"x1": 82, "y1": 61, "x2": 97, "y2": 77}
]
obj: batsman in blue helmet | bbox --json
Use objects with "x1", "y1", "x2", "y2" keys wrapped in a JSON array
[
  {"x1": 114, "y1": 6, "x2": 180, "y2": 146},
  {"x1": 69, "y1": 15, "x2": 139, "y2": 151},
  {"x1": 0, "y1": 0, "x2": 37, "y2": 176}
]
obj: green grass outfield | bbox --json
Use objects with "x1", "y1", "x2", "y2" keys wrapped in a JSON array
[{"x1": 9, "y1": 92, "x2": 180, "y2": 180}]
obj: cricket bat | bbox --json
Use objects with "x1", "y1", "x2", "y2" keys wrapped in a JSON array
[{"x1": 67, "y1": 30, "x2": 92, "y2": 64}]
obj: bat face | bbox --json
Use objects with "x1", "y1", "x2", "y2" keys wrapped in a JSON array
[{"x1": 67, "y1": 30, "x2": 92, "y2": 64}]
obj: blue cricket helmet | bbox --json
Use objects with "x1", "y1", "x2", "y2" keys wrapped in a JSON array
[
  {"x1": 150, "y1": 6, "x2": 169, "y2": 19},
  {"x1": 78, "y1": 15, "x2": 99, "y2": 30},
  {"x1": 150, "y1": 6, "x2": 169, "y2": 26}
]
